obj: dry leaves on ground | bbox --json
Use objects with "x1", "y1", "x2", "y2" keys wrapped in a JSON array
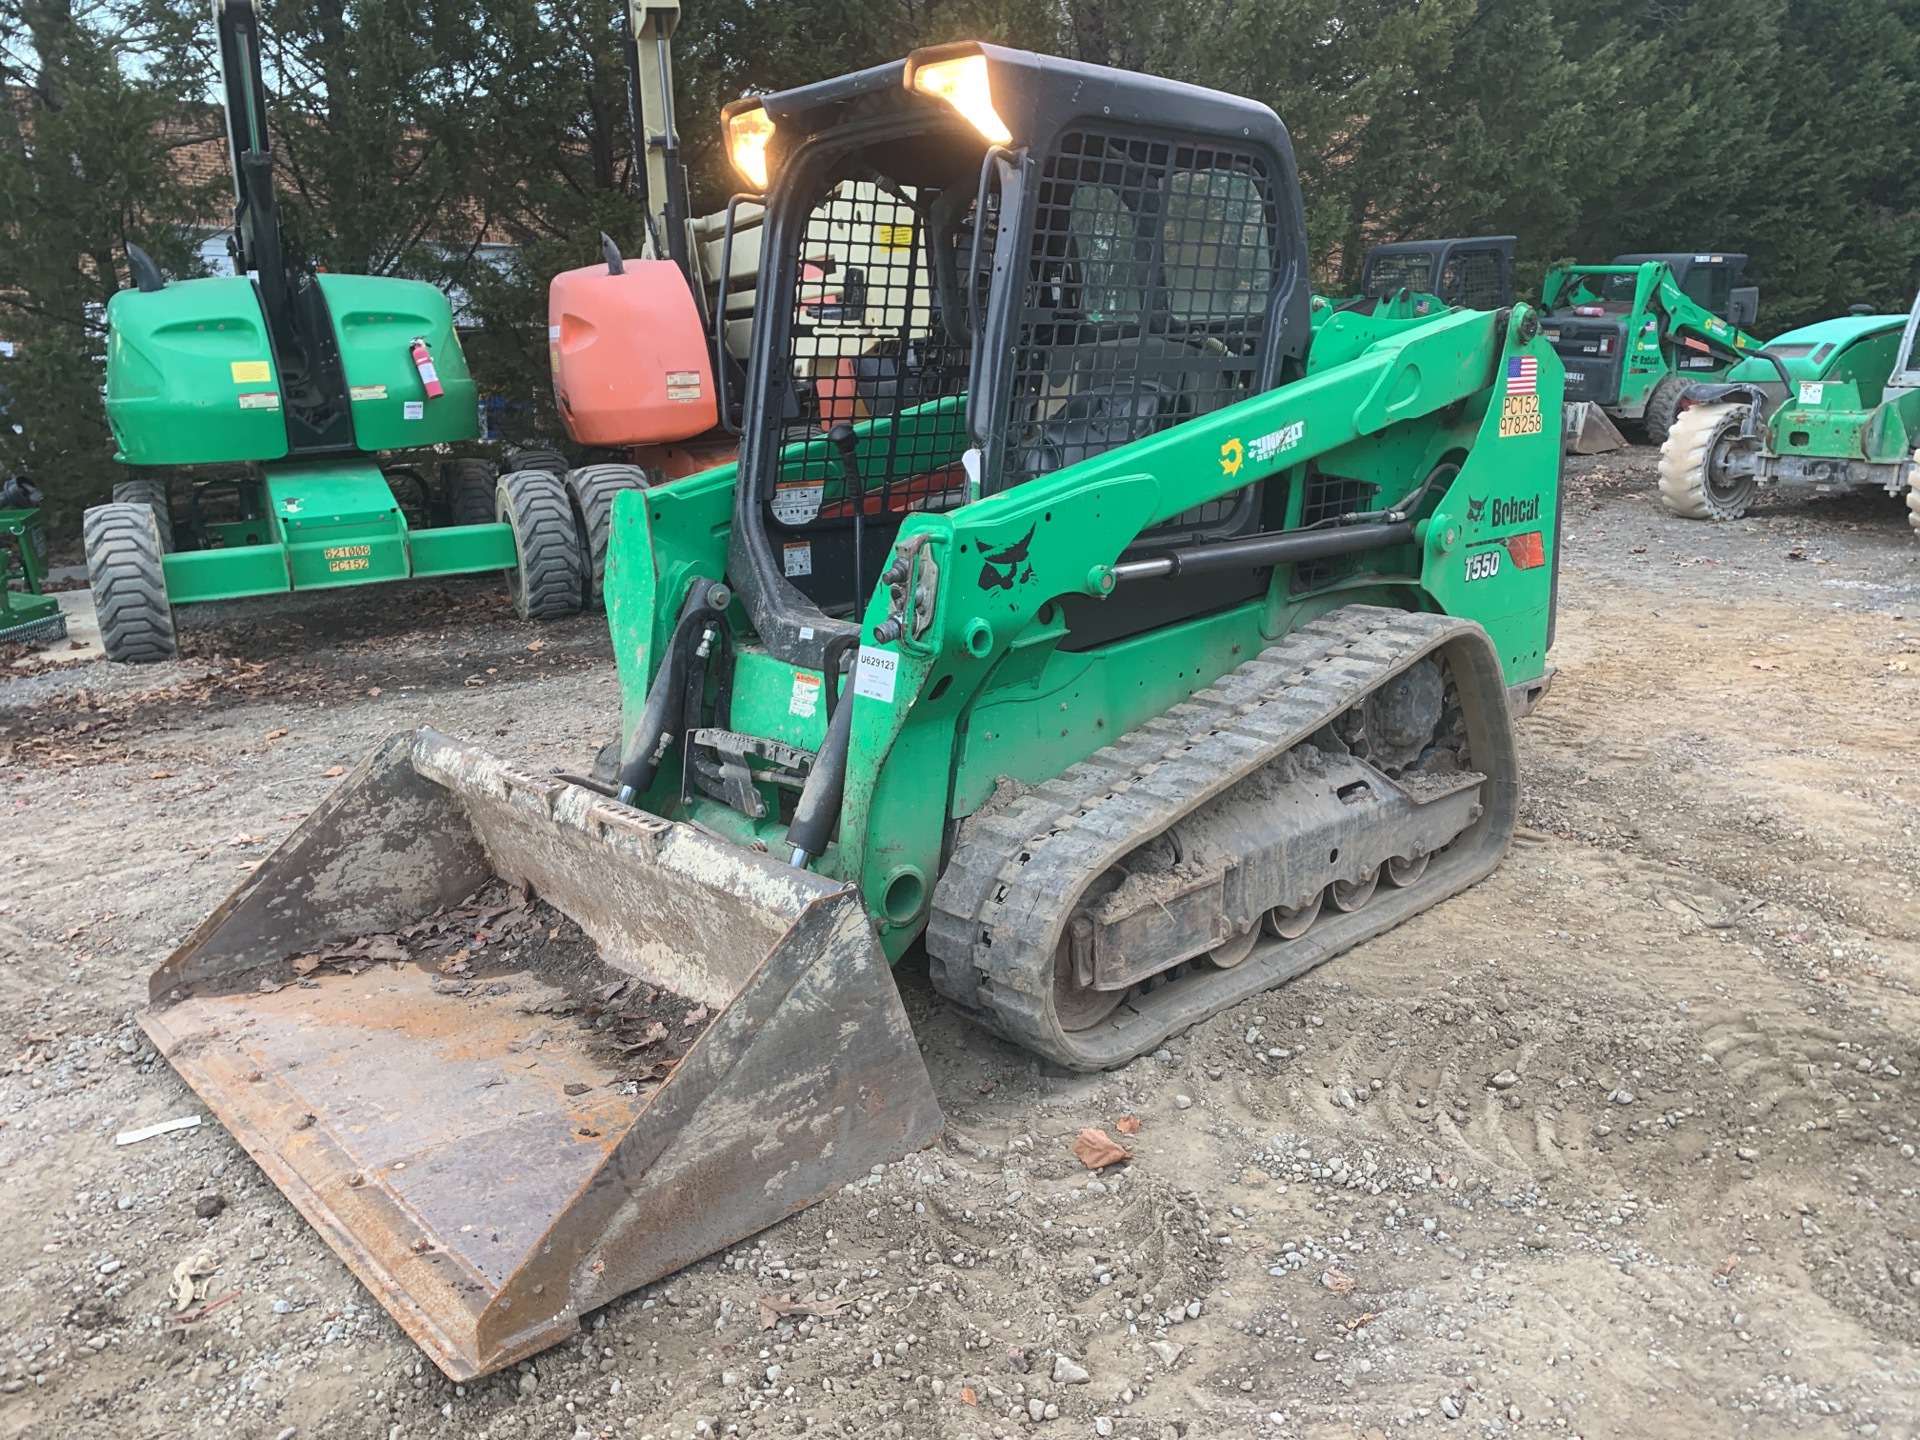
[
  {"x1": 1072, "y1": 1127, "x2": 1132, "y2": 1170},
  {"x1": 757, "y1": 1293, "x2": 851, "y2": 1330}
]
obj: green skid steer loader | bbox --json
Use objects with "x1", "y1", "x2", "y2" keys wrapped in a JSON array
[
  {"x1": 1658, "y1": 290, "x2": 1920, "y2": 527},
  {"x1": 84, "y1": 0, "x2": 582, "y2": 664},
  {"x1": 1540, "y1": 252, "x2": 1764, "y2": 445},
  {"x1": 140, "y1": 44, "x2": 1563, "y2": 1380}
]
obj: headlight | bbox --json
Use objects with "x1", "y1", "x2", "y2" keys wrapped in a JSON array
[
  {"x1": 908, "y1": 51, "x2": 1011, "y2": 146},
  {"x1": 724, "y1": 103, "x2": 775, "y2": 191}
]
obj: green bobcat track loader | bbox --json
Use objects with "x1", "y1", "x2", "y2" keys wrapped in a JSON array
[
  {"x1": 1658, "y1": 290, "x2": 1920, "y2": 526},
  {"x1": 85, "y1": 0, "x2": 582, "y2": 664},
  {"x1": 140, "y1": 44, "x2": 1563, "y2": 1380},
  {"x1": 1540, "y1": 252, "x2": 1764, "y2": 443}
]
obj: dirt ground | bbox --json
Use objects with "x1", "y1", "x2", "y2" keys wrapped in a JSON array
[{"x1": 3, "y1": 451, "x2": 1918, "y2": 1440}]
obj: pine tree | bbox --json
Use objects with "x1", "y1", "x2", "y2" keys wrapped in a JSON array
[{"x1": 0, "y1": 0, "x2": 214, "y2": 527}]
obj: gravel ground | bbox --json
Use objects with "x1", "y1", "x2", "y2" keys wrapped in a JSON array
[{"x1": 2, "y1": 452, "x2": 1918, "y2": 1440}]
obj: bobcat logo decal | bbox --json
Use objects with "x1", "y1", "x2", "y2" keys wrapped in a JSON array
[
  {"x1": 1465, "y1": 496, "x2": 1486, "y2": 523},
  {"x1": 977, "y1": 525, "x2": 1037, "y2": 591}
]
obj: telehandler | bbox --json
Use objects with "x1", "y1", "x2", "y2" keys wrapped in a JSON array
[
  {"x1": 84, "y1": 0, "x2": 580, "y2": 664},
  {"x1": 1659, "y1": 290, "x2": 1920, "y2": 525},
  {"x1": 1540, "y1": 252, "x2": 1763, "y2": 443},
  {"x1": 141, "y1": 43, "x2": 1563, "y2": 1380}
]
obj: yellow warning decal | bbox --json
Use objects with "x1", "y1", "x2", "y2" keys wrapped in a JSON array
[
  {"x1": 876, "y1": 223, "x2": 916, "y2": 250},
  {"x1": 231, "y1": 360, "x2": 272, "y2": 383},
  {"x1": 1498, "y1": 393, "x2": 1543, "y2": 438}
]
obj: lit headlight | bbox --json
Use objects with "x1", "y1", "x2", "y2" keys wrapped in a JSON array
[
  {"x1": 908, "y1": 50, "x2": 1012, "y2": 146},
  {"x1": 724, "y1": 103, "x2": 776, "y2": 191}
]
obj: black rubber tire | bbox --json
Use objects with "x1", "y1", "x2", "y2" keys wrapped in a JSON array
[
  {"x1": 503, "y1": 446, "x2": 569, "y2": 477},
  {"x1": 565, "y1": 463, "x2": 650, "y2": 609},
  {"x1": 1642, "y1": 374, "x2": 1689, "y2": 446},
  {"x1": 444, "y1": 457, "x2": 498, "y2": 527},
  {"x1": 111, "y1": 476, "x2": 174, "y2": 553},
  {"x1": 84, "y1": 503, "x2": 178, "y2": 663},
  {"x1": 498, "y1": 469, "x2": 584, "y2": 620}
]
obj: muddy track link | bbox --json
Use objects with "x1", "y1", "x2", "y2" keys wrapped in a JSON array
[{"x1": 926, "y1": 605, "x2": 1520, "y2": 1070}]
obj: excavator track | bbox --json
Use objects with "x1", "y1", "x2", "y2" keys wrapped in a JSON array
[{"x1": 927, "y1": 605, "x2": 1520, "y2": 1070}]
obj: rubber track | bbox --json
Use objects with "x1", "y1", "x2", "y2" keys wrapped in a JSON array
[
  {"x1": 445, "y1": 458, "x2": 498, "y2": 527},
  {"x1": 83, "y1": 503, "x2": 178, "y2": 663},
  {"x1": 499, "y1": 470, "x2": 584, "y2": 620},
  {"x1": 111, "y1": 477, "x2": 174, "y2": 553},
  {"x1": 566, "y1": 463, "x2": 649, "y2": 609},
  {"x1": 926, "y1": 605, "x2": 1518, "y2": 1070}
]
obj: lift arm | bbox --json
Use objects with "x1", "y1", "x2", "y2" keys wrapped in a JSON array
[
  {"x1": 214, "y1": 0, "x2": 354, "y2": 455},
  {"x1": 626, "y1": 0, "x2": 692, "y2": 281}
]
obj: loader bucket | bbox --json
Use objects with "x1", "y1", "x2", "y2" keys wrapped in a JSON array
[
  {"x1": 140, "y1": 729, "x2": 942, "y2": 1380},
  {"x1": 1563, "y1": 400, "x2": 1628, "y2": 454}
]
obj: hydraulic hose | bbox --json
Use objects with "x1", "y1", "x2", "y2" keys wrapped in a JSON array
[
  {"x1": 615, "y1": 576, "x2": 731, "y2": 804},
  {"x1": 786, "y1": 646, "x2": 857, "y2": 867}
]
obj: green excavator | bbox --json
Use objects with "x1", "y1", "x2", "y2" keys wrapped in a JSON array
[
  {"x1": 85, "y1": 0, "x2": 581, "y2": 664},
  {"x1": 141, "y1": 44, "x2": 1564, "y2": 1379}
]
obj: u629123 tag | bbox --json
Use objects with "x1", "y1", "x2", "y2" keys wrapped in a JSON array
[{"x1": 853, "y1": 647, "x2": 898, "y2": 703}]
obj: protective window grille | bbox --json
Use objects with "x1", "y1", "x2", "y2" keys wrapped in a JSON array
[
  {"x1": 1363, "y1": 254, "x2": 1432, "y2": 299},
  {"x1": 1290, "y1": 467, "x2": 1379, "y2": 593},
  {"x1": 1441, "y1": 251, "x2": 1504, "y2": 309},
  {"x1": 997, "y1": 128, "x2": 1275, "y2": 510},
  {"x1": 766, "y1": 182, "x2": 976, "y2": 536}
]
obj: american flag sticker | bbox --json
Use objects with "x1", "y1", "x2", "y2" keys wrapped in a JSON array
[{"x1": 1506, "y1": 355, "x2": 1538, "y2": 396}]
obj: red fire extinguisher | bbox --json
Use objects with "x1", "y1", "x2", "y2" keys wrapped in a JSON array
[{"x1": 410, "y1": 337, "x2": 444, "y2": 399}]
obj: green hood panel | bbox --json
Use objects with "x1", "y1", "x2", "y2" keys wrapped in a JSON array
[
  {"x1": 104, "y1": 272, "x2": 478, "y2": 466},
  {"x1": 313, "y1": 273, "x2": 478, "y2": 451},
  {"x1": 105, "y1": 277, "x2": 290, "y2": 465},
  {"x1": 1731, "y1": 315, "x2": 1906, "y2": 385}
]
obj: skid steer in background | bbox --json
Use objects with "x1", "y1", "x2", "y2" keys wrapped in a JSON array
[
  {"x1": 1659, "y1": 290, "x2": 1920, "y2": 527},
  {"x1": 1353, "y1": 235, "x2": 1516, "y2": 310},
  {"x1": 1539, "y1": 252, "x2": 1764, "y2": 446},
  {"x1": 84, "y1": 0, "x2": 580, "y2": 664},
  {"x1": 142, "y1": 43, "x2": 1562, "y2": 1380},
  {"x1": 1311, "y1": 235, "x2": 1515, "y2": 330}
]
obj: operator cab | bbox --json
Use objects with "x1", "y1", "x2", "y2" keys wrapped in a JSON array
[
  {"x1": 1357, "y1": 236, "x2": 1514, "y2": 310},
  {"x1": 1609, "y1": 253, "x2": 1758, "y2": 328},
  {"x1": 718, "y1": 44, "x2": 1311, "y2": 672}
]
